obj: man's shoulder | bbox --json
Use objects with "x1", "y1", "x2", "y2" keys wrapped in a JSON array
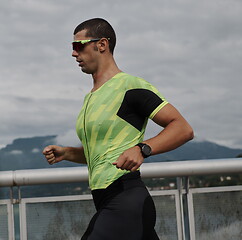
[
  {"x1": 118, "y1": 72, "x2": 149, "y2": 87},
  {"x1": 119, "y1": 73, "x2": 164, "y2": 99}
]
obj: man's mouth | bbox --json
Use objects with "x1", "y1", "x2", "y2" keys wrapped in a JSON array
[{"x1": 77, "y1": 60, "x2": 84, "y2": 67}]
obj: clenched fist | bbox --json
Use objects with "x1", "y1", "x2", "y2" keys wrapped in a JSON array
[
  {"x1": 112, "y1": 146, "x2": 144, "y2": 172},
  {"x1": 43, "y1": 145, "x2": 65, "y2": 165}
]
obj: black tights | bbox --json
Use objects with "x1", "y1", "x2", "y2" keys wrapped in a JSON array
[{"x1": 81, "y1": 171, "x2": 159, "y2": 240}]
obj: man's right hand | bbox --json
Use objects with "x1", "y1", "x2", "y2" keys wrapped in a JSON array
[{"x1": 43, "y1": 145, "x2": 65, "y2": 165}]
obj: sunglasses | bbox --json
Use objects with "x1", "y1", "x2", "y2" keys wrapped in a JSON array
[{"x1": 72, "y1": 38, "x2": 110, "y2": 52}]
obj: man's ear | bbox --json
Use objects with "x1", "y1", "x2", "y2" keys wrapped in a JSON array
[{"x1": 98, "y1": 38, "x2": 109, "y2": 53}]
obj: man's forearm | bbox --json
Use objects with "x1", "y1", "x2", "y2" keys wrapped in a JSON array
[
  {"x1": 145, "y1": 118, "x2": 194, "y2": 156},
  {"x1": 63, "y1": 146, "x2": 87, "y2": 164},
  {"x1": 143, "y1": 103, "x2": 194, "y2": 156}
]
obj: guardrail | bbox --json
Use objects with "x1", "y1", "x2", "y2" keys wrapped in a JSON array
[
  {"x1": 1, "y1": 158, "x2": 242, "y2": 187},
  {"x1": 0, "y1": 158, "x2": 242, "y2": 240}
]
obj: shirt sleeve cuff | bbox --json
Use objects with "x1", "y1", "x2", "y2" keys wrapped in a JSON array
[{"x1": 149, "y1": 101, "x2": 169, "y2": 119}]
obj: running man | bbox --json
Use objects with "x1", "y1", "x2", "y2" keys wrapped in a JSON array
[{"x1": 43, "y1": 18, "x2": 194, "y2": 240}]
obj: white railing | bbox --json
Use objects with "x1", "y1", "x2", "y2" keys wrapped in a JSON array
[
  {"x1": 0, "y1": 158, "x2": 242, "y2": 240},
  {"x1": 1, "y1": 158, "x2": 242, "y2": 187}
]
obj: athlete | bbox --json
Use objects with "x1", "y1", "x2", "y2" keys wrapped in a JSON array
[{"x1": 43, "y1": 18, "x2": 194, "y2": 240}]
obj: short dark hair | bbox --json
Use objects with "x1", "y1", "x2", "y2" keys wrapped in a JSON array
[{"x1": 74, "y1": 18, "x2": 116, "y2": 54}]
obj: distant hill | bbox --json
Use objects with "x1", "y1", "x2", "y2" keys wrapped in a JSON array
[
  {"x1": 147, "y1": 140, "x2": 242, "y2": 163},
  {"x1": 0, "y1": 135, "x2": 242, "y2": 171},
  {"x1": 0, "y1": 135, "x2": 77, "y2": 171}
]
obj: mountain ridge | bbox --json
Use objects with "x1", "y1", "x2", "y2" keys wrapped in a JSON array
[{"x1": 1, "y1": 135, "x2": 242, "y2": 171}]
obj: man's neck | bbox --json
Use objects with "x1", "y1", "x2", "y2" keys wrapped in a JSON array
[{"x1": 91, "y1": 58, "x2": 121, "y2": 92}]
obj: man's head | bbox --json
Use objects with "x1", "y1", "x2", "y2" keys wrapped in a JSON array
[{"x1": 73, "y1": 18, "x2": 116, "y2": 54}]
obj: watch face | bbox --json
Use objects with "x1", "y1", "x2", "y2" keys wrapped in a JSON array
[{"x1": 142, "y1": 144, "x2": 152, "y2": 157}]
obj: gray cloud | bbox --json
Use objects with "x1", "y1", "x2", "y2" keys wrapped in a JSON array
[{"x1": 0, "y1": 0, "x2": 242, "y2": 149}]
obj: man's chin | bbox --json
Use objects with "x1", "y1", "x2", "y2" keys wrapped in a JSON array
[{"x1": 80, "y1": 67, "x2": 90, "y2": 74}]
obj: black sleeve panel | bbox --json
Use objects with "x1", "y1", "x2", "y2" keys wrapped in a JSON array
[{"x1": 117, "y1": 89, "x2": 164, "y2": 131}]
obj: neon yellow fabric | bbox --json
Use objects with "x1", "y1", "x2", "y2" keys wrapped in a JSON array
[{"x1": 76, "y1": 72, "x2": 168, "y2": 190}]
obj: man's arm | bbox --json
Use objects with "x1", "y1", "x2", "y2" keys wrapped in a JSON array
[
  {"x1": 113, "y1": 103, "x2": 194, "y2": 171},
  {"x1": 43, "y1": 145, "x2": 87, "y2": 165},
  {"x1": 145, "y1": 103, "x2": 194, "y2": 155}
]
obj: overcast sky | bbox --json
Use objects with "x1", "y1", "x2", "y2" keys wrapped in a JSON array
[{"x1": 1, "y1": 0, "x2": 242, "y2": 150}]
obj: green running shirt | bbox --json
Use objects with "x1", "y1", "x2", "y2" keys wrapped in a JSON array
[{"x1": 76, "y1": 72, "x2": 168, "y2": 190}]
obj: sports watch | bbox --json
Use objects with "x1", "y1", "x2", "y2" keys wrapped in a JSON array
[{"x1": 136, "y1": 143, "x2": 152, "y2": 158}]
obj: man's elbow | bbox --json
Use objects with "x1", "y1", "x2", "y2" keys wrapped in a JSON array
[{"x1": 184, "y1": 125, "x2": 194, "y2": 142}]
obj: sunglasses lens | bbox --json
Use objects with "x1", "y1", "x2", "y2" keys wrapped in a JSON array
[{"x1": 72, "y1": 42, "x2": 84, "y2": 52}]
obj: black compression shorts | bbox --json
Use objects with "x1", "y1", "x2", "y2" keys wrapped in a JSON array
[{"x1": 81, "y1": 171, "x2": 159, "y2": 240}]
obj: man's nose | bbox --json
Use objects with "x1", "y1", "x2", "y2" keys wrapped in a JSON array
[{"x1": 72, "y1": 50, "x2": 78, "y2": 57}]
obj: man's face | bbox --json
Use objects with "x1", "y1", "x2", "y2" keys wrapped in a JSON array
[{"x1": 72, "y1": 30, "x2": 99, "y2": 74}]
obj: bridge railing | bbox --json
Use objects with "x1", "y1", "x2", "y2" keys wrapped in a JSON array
[{"x1": 0, "y1": 158, "x2": 242, "y2": 240}]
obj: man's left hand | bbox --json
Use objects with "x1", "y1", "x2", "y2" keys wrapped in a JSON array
[{"x1": 112, "y1": 146, "x2": 144, "y2": 171}]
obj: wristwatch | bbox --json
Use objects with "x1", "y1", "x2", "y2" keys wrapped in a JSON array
[{"x1": 136, "y1": 143, "x2": 152, "y2": 158}]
